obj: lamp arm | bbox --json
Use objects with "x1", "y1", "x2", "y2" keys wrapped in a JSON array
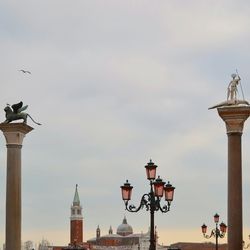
[
  {"x1": 218, "y1": 231, "x2": 226, "y2": 238},
  {"x1": 158, "y1": 200, "x2": 171, "y2": 213},
  {"x1": 203, "y1": 229, "x2": 215, "y2": 239},
  {"x1": 125, "y1": 193, "x2": 150, "y2": 212}
]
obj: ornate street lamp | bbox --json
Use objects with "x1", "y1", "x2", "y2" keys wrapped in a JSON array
[
  {"x1": 120, "y1": 160, "x2": 175, "y2": 250},
  {"x1": 201, "y1": 213, "x2": 227, "y2": 250}
]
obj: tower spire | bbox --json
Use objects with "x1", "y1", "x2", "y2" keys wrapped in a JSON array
[{"x1": 73, "y1": 184, "x2": 80, "y2": 206}]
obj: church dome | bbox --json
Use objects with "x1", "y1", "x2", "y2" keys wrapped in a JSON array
[{"x1": 117, "y1": 216, "x2": 133, "y2": 236}]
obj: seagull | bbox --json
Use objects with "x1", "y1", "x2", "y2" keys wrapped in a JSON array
[{"x1": 19, "y1": 69, "x2": 31, "y2": 74}]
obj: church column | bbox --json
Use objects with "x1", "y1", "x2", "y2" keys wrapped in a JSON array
[
  {"x1": 0, "y1": 123, "x2": 33, "y2": 250},
  {"x1": 217, "y1": 106, "x2": 250, "y2": 250}
]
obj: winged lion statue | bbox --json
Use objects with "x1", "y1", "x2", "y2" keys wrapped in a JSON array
[{"x1": 2, "y1": 101, "x2": 41, "y2": 125}]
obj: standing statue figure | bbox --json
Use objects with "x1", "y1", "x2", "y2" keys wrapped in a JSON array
[
  {"x1": 227, "y1": 73, "x2": 241, "y2": 101},
  {"x1": 209, "y1": 73, "x2": 249, "y2": 109}
]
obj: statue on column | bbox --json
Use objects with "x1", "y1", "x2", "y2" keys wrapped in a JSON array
[
  {"x1": 209, "y1": 73, "x2": 249, "y2": 109},
  {"x1": 2, "y1": 101, "x2": 41, "y2": 125},
  {"x1": 227, "y1": 73, "x2": 241, "y2": 101}
]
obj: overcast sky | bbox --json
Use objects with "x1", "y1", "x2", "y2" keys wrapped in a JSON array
[{"x1": 1, "y1": 0, "x2": 250, "y2": 247}]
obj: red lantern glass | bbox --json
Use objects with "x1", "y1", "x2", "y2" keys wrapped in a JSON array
[
  {"x1": 120, "y1": 180, "x2": 133, "y2": 201},
  {"x1": 214, "y1": 213, "x2": 219, "y2": 223},
  {"x1": 201, "y1": 224, "x2": 207, "y2": 234},
  {"x1": 153, "y1": 176, "x2": 165, "y2": 197},
  {"x1": 145, "y1": 159, "x2": 157, "y2": 180},
  {"x1": 164, "y1": 182, "x2": 175, "y2": 202},
  {"x1": 220, "y1": 222, "x2": 227, "y2": 233}
]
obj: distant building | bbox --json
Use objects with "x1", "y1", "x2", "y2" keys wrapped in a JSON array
[{"x1": 87, "y1": 216, "x2": 167, "y2": 250}]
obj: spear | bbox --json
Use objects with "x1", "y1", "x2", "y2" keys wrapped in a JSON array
[{"x1": 236, "y1": 69, "x2": 245, "y2": 100}]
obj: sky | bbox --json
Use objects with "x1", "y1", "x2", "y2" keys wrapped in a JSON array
[{"x1": 1, "y1": 0, "x2": 250, "y2": 248}]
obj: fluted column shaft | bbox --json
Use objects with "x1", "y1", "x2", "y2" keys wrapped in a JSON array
[
  {"x1": 0, "y1": 123, "x2": 33, "y2": 250},
  {"x1": 6, "y1": 144, "x2": 22, "y2": 250},
  {"x1": 218, "y1": 106, "x2": 250, "y2": 250},
  {"x1": 227, "y1": 132, "x2": 242, "y2": 250}
]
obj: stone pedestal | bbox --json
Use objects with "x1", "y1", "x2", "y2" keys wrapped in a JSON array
[
  {"x1": 217, "y1": 106, "x2": 250, "y2": 250},
  {"x1": 0, "y1": 123, "x2": 33, "y2": 250}
]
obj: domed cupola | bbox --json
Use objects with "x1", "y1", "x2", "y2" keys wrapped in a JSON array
[{"x1": 117, "y1": 216, "x2": 133, "y2": 236}]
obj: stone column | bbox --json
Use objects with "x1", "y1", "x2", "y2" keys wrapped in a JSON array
[
  {"x1": 217, "y1": 106, "x2": 250, "y2": 250},
  {"x1": 0, "y1": 123, "x2": 33, "y2": 250}
]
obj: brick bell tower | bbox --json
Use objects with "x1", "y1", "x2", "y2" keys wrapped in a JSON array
[{"x1": 70, "y1": 184, "x2": 83, "y2": 245}]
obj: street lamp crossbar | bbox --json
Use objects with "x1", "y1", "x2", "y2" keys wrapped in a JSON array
[
  {"x1": 124, "y1": 185, "x2": 171, "y2": 213},
  {"x1": 203, "y1": 228, "x2": 226, "y2": 239}
]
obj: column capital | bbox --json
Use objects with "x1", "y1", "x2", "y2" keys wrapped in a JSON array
[
  {"x1": 0, "y1": 123, "x2": 33, "y2": 145},
  {"x1": 217, "y1": 106, "x2": 250, "y2": 134}
]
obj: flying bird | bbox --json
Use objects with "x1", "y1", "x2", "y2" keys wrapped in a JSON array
[{"x1": 19, "y1": 69, "x2": 31, "y2": 74}]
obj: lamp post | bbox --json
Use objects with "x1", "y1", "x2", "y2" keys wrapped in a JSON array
[
  {"x1": 201, "y1": 213, "x2": 227, "y2": 250},
  {"x1": 120, "y1": 160, "x2": 175, "y2": 250}
]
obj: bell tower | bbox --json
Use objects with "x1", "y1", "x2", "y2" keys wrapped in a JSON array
[
  {"x1": 96, "y1": 225, "x2": 101, "y2": 239},
  {"x1": 70, "y1": 184, "x2": 83, "y2": 245}
]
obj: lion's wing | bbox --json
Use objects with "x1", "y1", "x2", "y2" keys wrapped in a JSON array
[
  {"x1": 17, "y1": 105, "x2": 28, "y2": 113},
  {"x1": 12, "y1": 101, "x2": 23, "y2": 113}
]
